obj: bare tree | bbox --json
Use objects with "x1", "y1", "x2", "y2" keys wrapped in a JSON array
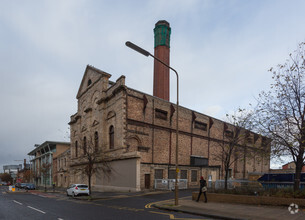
[
  {"x1": 40, "y1": 162, "x2": 52, "y2": 192},
  {"x1": 23, "y1": 170, "x2": 33, "y2": 183},
  {"x1": 212, "y1": 109, "x2": 268, "y2": 190},
  {"x1": 254, "y1": 42, "x2": 305, "y2": 191},
  {"x1": 72, "y1": 136, "x2": 111, "y2": 197}
]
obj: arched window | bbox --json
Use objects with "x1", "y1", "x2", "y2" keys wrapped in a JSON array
[
  {"x1": 75, "y1": 141, "x2": 78, "y2": 158},
  {"x1": 94, "y1": 131, "x2": 99, "y2": 152},
  {"x1": 83, "y1": 137, "x2": 87, "y2": 155},
  {"x1": 109, "y1": 126, "x2": 114, "y2": 149},
  {"x1": 87, "y1": 79, "x2": 92, "y2": 87}
]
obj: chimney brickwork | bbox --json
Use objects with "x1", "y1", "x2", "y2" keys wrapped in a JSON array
[{"x1": 153, "y1": 20, "x2": 171, "y2": 101}]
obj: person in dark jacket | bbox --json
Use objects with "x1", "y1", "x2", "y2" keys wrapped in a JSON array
[{"x1": 196, "y1": 176, "x2": 207, "y2": 203}]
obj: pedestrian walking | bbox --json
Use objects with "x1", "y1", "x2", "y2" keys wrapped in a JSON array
[{"x1": 196, "y1": 176, "x2": 207, "y2": 203}]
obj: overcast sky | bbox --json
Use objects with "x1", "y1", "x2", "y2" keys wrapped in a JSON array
[{"x1": 1, "y1": 0, "x2": 305, "y2": 172}]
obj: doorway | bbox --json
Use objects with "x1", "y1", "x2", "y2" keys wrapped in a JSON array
[{"x1": 145, "y1": 174, "x2": 150, "y2": 189}]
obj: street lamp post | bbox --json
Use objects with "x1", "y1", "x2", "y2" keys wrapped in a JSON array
[{"x1": 126, "y1": 41, "x2": 179, "y2": 205}]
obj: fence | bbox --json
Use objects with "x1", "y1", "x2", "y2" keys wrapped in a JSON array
[
  {"x1": 259, "y1": 182, "x2": 305, "y2": 189},
  {"x1": 212, "y1": 179, "x2": 263, "y2": 190},
  {"x1": 154, "y1": 179, "x2": 188, "y2": 190}
]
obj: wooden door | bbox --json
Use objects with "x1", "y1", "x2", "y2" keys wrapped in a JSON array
[{"x1": 145, "y1": 174, "x2": 150, "y2": 189}]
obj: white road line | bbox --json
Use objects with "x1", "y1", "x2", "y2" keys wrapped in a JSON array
[
  {"x1": 27, "y1": 206, "x2": 46, "y2": 214},
  {"x1": 13, "y1": 200, "x2": 23, "y2": 205},
  {"x1": 58, "y1": 218, "x2": 64, "y2": 220}
]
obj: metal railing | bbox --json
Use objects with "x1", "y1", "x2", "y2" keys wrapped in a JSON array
[
  {"x1": 213, "y1": 179, "x2": 263, "y2": 190},
  {"x1": 154, "y1": 179, "x2": 188, "y2": 190}
]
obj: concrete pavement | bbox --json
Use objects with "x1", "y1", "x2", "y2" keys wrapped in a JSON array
[{"x1": 153, "y1": 197, "x2": 305, "y2": 220}]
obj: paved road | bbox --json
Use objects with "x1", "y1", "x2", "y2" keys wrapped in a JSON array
[{"x1": 0, "y1": 186, "x2": 212, "y2": 220}]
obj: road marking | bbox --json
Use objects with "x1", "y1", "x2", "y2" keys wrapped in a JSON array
[
  {"x1": 13, "y1": 200, "x2": 23, "y2": 205},
  {"x1": 145, "y1": 196, "x2": 192, "y2": 208},
  {"x1": 92, "y1": 191, "x2": 171, "y2": 202},
  {"x1": 145, "y1": 198, "x2": 174, "y2": 208},
  {"x1": 58, "y1": 218, "x2": 64, "y2": 220},
  {"x1": 107, "y1": 205, "x2": 144, "y2": 212},
  {"x1": 27, "y1": 206, "x2": 46, "y2": 214}
]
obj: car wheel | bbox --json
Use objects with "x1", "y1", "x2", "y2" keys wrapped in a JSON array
[{"x1": 72, "y1": 192, "x2": 75, "y2": 198}]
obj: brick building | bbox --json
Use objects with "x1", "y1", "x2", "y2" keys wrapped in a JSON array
[
  {"x1": 69, "y1": 21, "x2": 270, "y2": 192},
  {"x1": 282, "y1": 161, "x2": 305, "y2": 173}
]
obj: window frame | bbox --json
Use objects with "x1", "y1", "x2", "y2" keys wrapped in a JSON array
[
  {"x1": 191, "y1": 170, "x2": 198, "y2": 182},
  {"x1": 83, "y1": 136, "x2": 87, "y2": 155},
  {"x1": 109, "y1": 126, "x2": 114, "y2": 149}
]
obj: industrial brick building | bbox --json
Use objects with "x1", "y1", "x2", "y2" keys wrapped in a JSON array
[{"x1": 69, "y1": 21, "x2": 270, "y2": 191}]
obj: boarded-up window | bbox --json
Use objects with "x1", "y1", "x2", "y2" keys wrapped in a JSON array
[
  {"x1": 154, "y1": 169, "x2": 163, "y2": 179},
  {"x1": 191, "y1": 170, "x2": 198, "y2": 182},
  {"x1": 180, "y1": 170, "x2": 187, "y2": 179},
  {"x1": 194, "y1": 121, "x2": 207, "y2": 131},
  {"x1": 155, "y1": 109, "x2": 168, "y2": 120}
]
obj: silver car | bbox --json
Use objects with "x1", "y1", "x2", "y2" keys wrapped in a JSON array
[{"x1": 66, "y1": 184, "x2": 89, "y2": 197}]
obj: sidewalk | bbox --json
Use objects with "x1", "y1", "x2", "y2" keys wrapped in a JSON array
[{"x1": 154, "y1": 197, "x2": 305, "y2": 220}]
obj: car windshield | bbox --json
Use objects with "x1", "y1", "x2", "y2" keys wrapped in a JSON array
[{"x1": 77, "y1": 185, "x2": 88, "y2": 188}]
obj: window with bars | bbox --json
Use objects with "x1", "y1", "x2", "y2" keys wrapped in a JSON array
[
  {"x1": 191, "y1": 170, "x2": 198, "y2": 182},
  {"x1": 180, "y1": 170, "x2": 187, "y2": 179},
  {"x1": 154, "y1": 169, "x2": 163, "y2": 179},
  {"x1": 168, "y1": 170, "x2": 176, "y2": 179}
]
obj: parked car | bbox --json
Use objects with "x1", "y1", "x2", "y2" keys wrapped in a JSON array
[
  {"x1": 15, "y1": 183, "x2": 27, "y2": 189},
  {"x1": 25, "y1": 183, "x2": 35, "y2": 190},
  {"x1": 20, "y1": 183, "x2": 27, "y2": 189},
  {"x1": 66, "y1": 184, "x2": 89, "y2": 197}
]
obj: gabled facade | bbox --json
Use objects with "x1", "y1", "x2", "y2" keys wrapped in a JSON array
[
  {"x1": 69, "y1": 64, "x2": 270, "y2": 191},
  {"x1": 69, "y1": 20, "x2": 270, "y2": 192}
]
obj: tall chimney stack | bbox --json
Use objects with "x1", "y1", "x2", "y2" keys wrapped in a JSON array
[{"x1": 153, "y1": 20, "x2": 171, "y2": 101}]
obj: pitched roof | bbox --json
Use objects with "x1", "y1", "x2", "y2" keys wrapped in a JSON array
[{"x1": 76, "y1": 65, "x2": 111, "y2": 99}]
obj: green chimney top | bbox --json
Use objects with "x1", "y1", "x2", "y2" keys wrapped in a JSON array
[{"x1": 154, "y1": 20, "x2": 171, "y2": 48}]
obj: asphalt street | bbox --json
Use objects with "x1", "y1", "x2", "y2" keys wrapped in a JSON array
[{"x1": 0, "y1": 186, "x2": 213, "y2": 220}]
